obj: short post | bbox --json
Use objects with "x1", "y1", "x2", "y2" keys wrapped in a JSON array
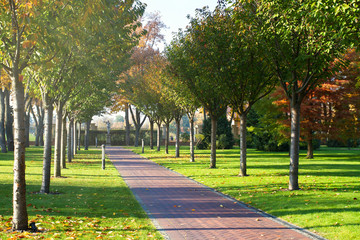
[
  {"x1": 101, "y1": 144, "x2": 105, "y2": 170},
  {"x1": 95, "y1": 137, "x2": 98, "y2": 148},
  {"x1": 141, "y1": 139, "x2": 144, "y2": 153}
]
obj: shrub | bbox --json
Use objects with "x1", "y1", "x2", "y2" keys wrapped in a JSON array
[{"x1": 199, "y1": 116, "x2": 234, "y2": 149}]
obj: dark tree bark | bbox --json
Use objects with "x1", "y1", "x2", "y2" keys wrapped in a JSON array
[
  {"x1": 306, "y1": 129, "x2": 314, "y2": 159},
  {"x1": 149, "y1": 118, "x2": 154, "y2": 149},
  {"x1": 189, "y1": 115, "x2": 195, "y2": 162},
  {"x1": 210, "y1": 116, "x2": 217, "y2": 169},
  {"x1": 54, "y1": 101, "x2": 63, "y2": 177},
  {"x1": 40, "y1": 94, "x2": 54, "y2": 194},
  {"x1": 175, "y1": 117, "x2": 181, "y2": 158},
  {"x1": 164, "y1": 122, "x2": 170, "y2": 154},
  {"x1": 24, "y1": 108, "x2": 30, "y2": 148},
  {"x1": 0, "y1": 89, "x2": 7, "y2": 153},
  {"x1": 129, "y1": 106, "x2": 146, "y2": 147},
  {"x1": 84, "y1": 119, "x2": 91, "y2": 150},
  {"x1": 77, "y1": 121, "x2": 81, "y2": 151},
  {"x1": 67, "y1": 118, "x2": 73, "y2": 163},
  {"x1": 61, "y1": 114, "x2": 67, "y2": 169},
  {"x1": 31, "y1": 104, "x2": 44, "y2": 146},
  {"x1": 239, "y1": 113, "x2": 248, "y2": 177},
  {"x1": 125, "y1": 103, "x2": 130, "y2": 146},
  {"x1": 5, "y1": 89, "x2": 14, "y2": 151},
  {"x1": 73, "y1": 120, "x2": 78, "y2": 155}
]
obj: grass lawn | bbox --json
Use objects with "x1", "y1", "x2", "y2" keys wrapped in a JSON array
[
  {"x1": 0, "y1": 147, "x2": 163, "y2": 239},
  {"x1": 130, "y1": 145, "x2": 360, "y2": 240}
]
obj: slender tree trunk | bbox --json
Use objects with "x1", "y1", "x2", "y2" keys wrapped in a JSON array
[
  {"x1": 307, "y1": 131, "x2": 314, "y2": 159},
  {"x1": 165, "y1": 122, "x2": 170, "y2": 154},
  {"x1": 149, "y1": 119, "x2": 154, "y2": 149},
  {"x1": 77, "y1": 122, "x2": 81, "y2": 151},
  {"x1": 175, "y1": 118, "x2": 181, "y2": 158},
  {"x1": 24, "y1": 108, "x2": 30, "y2": 148},
  {"x1": 38, "y1": 106, "x2": 44, "y2": 146},
  {"x1": 210, "y1": 116, "x2": 217, "y2": 168},
  {"x1": 54, "y1": 102, "x2": 63, "y2": 178},
  {"x1": 189, "y1": 117, "x2": 195, "y2": 162},
  {"x1": 289, "y1": 100, "x2": 301, "y2": 190},
  {"x1": 67, "y1": 118, "x2": 73, "y2": 162},
  {"x1": 203, "y1": 107, "x2": 206, "y2": 121},
  {"x1": 40, "y1": 95, "x2": 53, "y2": 193},
  {"x1": 85, "y1": 120, "x2": 90, "y2": 150},
  {"x1": 30, "y1": 106, "x2": 39, "y2": 146},
  {"x1": 0, "y1": 89, "x2": 7, "y2": 153},
  {"x1": 125, "y1": 104, "x2": 130, "y2": 146},
  {"x1": 135, "y1": 125, "x2": 140, "y2": 147},
  {"x1": 11, "y1": 73, "x2": 28, "y2": 230},
  {"x1": 239, "y1": 113, "x2": 248, "y2": 176},
  {"x1": 129, "y1": 106, "x2": 146, "y2": 147},
  {"x1": 156, "y1": 121, "x2": 161, "y2": 151},
  {"x1": 73, "y1": 120, "x2": 78, "y2": 155},
  {"x1": 61, "y1": 115, "x2": 67, "y2": 169},
  {"x1": 5, "y1": 89, "x2": 14, "y2": 151}
]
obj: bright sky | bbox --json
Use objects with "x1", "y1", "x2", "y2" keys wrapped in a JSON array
[{"x1": 141, "y1": 0, "x2": 218, "y2": 50}]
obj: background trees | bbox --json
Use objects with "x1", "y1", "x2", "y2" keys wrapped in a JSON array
[{"x1": 234, "y1": 0, "x2": 359, "y2": 190}]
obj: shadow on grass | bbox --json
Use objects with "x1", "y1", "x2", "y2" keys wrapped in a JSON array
[{"x1": 0, "y1": 184, "x2": 149, "y2": 220}]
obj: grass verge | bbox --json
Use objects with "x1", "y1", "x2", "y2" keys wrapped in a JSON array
[
  {"x1": 130, "y1": 145, "x2": 360, "y2": 240},
  {"x1": 0, "y1": 146, "x2": 163, "y2": 239}
]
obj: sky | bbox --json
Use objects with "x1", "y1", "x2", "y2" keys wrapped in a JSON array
[{"x1": 141, "y1": 0, "x2": 219, "y2": 50}]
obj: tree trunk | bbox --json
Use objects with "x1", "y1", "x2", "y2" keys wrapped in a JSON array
[
  {"x1": 0, "y1": 89, "x2": 7, "y2": 153},
  {"x1": 149, "y1": 118, "x2": 154, "y2": 149},
  {"x1": 5, "y1": 89, "x2": 14, "y2": 151},
  {"x1": 307, "y1": 131, "x2": 314, "y2": 159},
  {"x1": 239, "y1": 113, "x2": 248, "y2": 176},
  {"x1": 11, "y1": 73, "x2": 28, "y2": 230},
  {"x1": 125, "y1": 104, "x2": 130, "y2": 146},
  {"x1": 73, "y1": 120, "x2": 78, "y2": 155},
  {"x1": 84, "y1": 120, "x2": 90, "y2": 150},
  {"x1": 289, "y1": 100, "x2": 301, "y2": 190},
  {"x1": 38, "y1": 105, "x2": 44, "y2": 146},
  {"x1": 189, "y1": 117, "x2": 195, "y2": 162},
  {"x1": 30, "y1": 106, "x2": 39, "y2": 146},
  {"x1": 210, "y1": 117, "x2": 217, "y2": 168},
  {"x1": 135, "y1": 125, "x2": 140, "y2": 147},
  {"x1": 24, "y1": 108, "x2": 30, "y2": 148},
  {"x1": 61, "y1": 115, "x2": 67, "y2": 169},
  {"x1": 77, "y1": 122, "x2": 81, "y2": 151},
  {"x1": 40, "y1": 95, "x2": 54, "y2": 194},
  {"x1": 165, "y1": 122, "x2": 170, "y2": 154},
  {"x1": 67, "y1": 118, "x2": 73, "y2": 162},
  {"x1": 157, "y1": 121, "x2": 161, "y2": 151},
  {"x1": 175, "y1": 118, "x2": 181, "y2": 158},
  {"x1": 54, "y1": 102, "x2": 63, "y2": 178}
]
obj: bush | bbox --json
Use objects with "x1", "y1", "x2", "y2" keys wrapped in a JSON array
[
  {"x1": 198, "y1": 116, "x2": 234, "y2": 149},
  {"x1": 181, "y1": 133, "x2": 190, "y2": 142}
]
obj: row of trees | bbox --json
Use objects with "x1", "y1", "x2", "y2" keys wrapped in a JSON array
[
  {"x1": 1, "y1": 0, "x2": 146, "y2": 231},
  {"x1": 118, "y1": 0, "x2": 359, "y2": 193}
]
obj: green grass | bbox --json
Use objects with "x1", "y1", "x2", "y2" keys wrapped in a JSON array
[
  {"x1": 130, "y1": 145, "x2": 360, "y2": 240},
  {"x1": 0, "y1": 147, "x2": 163, "y2": 239}
]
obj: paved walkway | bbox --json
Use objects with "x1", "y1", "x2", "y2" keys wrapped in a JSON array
[{"x1": 106, "y1": 147, "x2": 324, "y2": 240}]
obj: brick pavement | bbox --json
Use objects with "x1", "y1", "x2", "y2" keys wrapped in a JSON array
[{"x1": 106, "y1": 147, "x2": 325, "y2": 240}]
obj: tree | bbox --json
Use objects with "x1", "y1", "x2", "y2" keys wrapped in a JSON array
[
  {"x1": 166, "y1": 7, "x2": 230, "y2": 168},
  {"x1": 237, "y1": 0, "x2": 359, "y2": 190},
  {"x1": 188, "y1": 3, "x2": 277, "y2": 176}
]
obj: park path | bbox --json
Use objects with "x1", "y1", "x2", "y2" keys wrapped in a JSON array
[{"x1": 106, "y1": 147, "x2": 324, "y2": 240}]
